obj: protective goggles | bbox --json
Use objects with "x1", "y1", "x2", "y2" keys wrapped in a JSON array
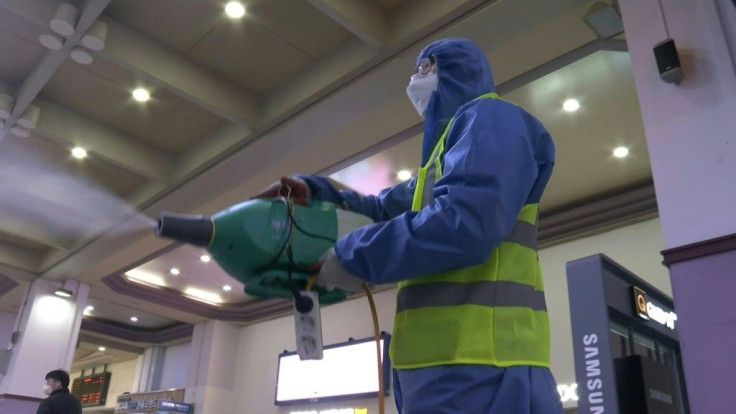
[{"x1": 414, "y1": 55, "x2": 437, "y2": 76}]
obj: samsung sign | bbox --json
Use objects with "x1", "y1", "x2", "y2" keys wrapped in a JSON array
[{"x1": 632, "y1": 287, "x2": 678, "y2": 330}]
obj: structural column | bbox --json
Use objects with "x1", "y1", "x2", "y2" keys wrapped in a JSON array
[
  {"x1": 619, "y1": 0, "x2": 736, "y2": 412},
  {"x1": 0, "y1": 278, "x2": 89, "y2": 414},
  {"x1": 185, "y1": 320, "x2": 240, "y2": 414},
  {"x1": 133, "y1": 346, "x2": 166, "y2": 393}
]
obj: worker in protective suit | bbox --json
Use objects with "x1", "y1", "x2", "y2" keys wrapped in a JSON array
[{"x1": 255, "y1": 38, "x2": 562, "y2": 414}]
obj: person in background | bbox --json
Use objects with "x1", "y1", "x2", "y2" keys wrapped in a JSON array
[
  {"x1": 37, "y1": 369, "x2": 82, "y2": 414},
  {"x1": 255, "y1": 38, "x2": 562, "y2": 413}
]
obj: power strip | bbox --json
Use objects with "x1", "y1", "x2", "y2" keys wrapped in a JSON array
[{"x1": 293, "y1": 290, "x2": 324, "y2": 360}]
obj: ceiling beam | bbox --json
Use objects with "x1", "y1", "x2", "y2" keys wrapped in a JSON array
[
  {"x1": 0, "y1": 210, "x2": 75, "y2": 251},
  {"x1": 391, "y1": 0, "x2": 494, "y2": 43},
  {"x1": 172, "y1": 123, "x2": 252, "y2": 181},
  {"x1": 0, "y1": 0, "x2": 112, "y2": 140},
  {"x1": 0, "y1": 261, "x2": 37, "y2": 282},
  {"x1": 304, "y1": 0, "x2": 388, "y2": 48},
  {"x1": 78, "y1": 333, "x2": 144, "y2": 355},
  {"x1": 262, "y1": 0, "x2": 496, "y2": 123},
  {"x1": 0, "y1": 1, "x2": 260, "y2": 130},
  {"x1": 33, "y1": 98, "x2": 174, "y2": 183},
  {"x1": 0, "y1": 240, "x2": 44, "y2": 272},
  {"x1": 98, "y1": 17, "x2": 260, "y2": 129},
  {"x1": 495, "y1": 39, "x2": 629, "y2": 95}
]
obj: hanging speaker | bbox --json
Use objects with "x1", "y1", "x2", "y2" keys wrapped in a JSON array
[{"x1": 654, "y1": 38, "x2": 683, "y2": 85}]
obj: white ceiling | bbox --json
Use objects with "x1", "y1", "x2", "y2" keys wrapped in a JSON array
[{"x1": 0, "y1": 0, "x2": 653, "y2": 364}]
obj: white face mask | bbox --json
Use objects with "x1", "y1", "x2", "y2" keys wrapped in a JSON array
[
  {"x1": 406, "y1": 73, "x2": 438, "y2": 117},
  {"x1": 43, "y1": 384, "x2": 53, "y2": 395}
]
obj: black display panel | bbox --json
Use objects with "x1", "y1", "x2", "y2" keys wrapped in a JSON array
[{"x1": 71, "y1": 372, "x2": 111, "y2": 407}]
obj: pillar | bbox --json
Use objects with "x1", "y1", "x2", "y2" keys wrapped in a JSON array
[
  {"x1": 0, "y1": 279, "x2": 89, "y2": 413},
  {"x1": 185, "y1": 320, "x2": 240, "y2": 414},
  {"x1": 619, "y1": 0, "x2": 736, "y2": 412}
]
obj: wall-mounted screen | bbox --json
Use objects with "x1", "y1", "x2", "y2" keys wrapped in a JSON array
[
  {"x1": 71, "y1": 372, "x2": 111, "y2": 407},
  {"x1": 275, "y1": 333, "x2": 391, "y2": 405}
]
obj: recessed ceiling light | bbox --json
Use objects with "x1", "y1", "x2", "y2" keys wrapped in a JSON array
[
  {"x1": 222, "y1": 285, "x2": 232, "y2": 292},
  {"x1": 98, "y1": 346, "x2": 106, "y2": 352},
  {"x1": 85, "y1": 305, "x2": 94, "y2": 312},
  {"x1": 397, "y1": 170, "x2": 412, "y2": 181},
  {"x1": 170, "y1": 267, "x2": 180, "y2": 276},
  {"x1": 132, "y1": 88, "x2": 150, "y2": 102},
  {"x1": 130, "y1": 316, "x2": 138, "y2": 322},
  {"x1": 613, "y1": 146, "x2": 629, "y2": 158},
  {"x1": 71, "y1": 147, "x2": 87, "y2": 159},
  {"x1": 225, "y1": 2, "x2": 246, "y2": 18},
  {"x1": 563, "y1": 98, "x2": 580, "y2": 112},
  {"x1": 200, "y1": 255, "x2": 211, "y2": 263}
]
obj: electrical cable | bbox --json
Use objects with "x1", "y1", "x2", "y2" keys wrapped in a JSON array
[
  {"x1": 656, "y1": 0, "x2": 670, "y2": 38},
  {"x1": 285, "y1": 203, "x2": 337, "y2": 243},
  {"x1": 279, "y1": 185, "x2": 383, "y2": 413},
  {"x1": 363, "y1": 283, "x2": 385, "y2": 414}
]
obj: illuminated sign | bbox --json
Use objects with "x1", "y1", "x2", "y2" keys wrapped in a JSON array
[
  {"x1": 557, "y1": 383, "x2": 579, "y2": 403},
  {"x1": 632, "y1": 286, "x2": 677, "y2": 330},
  {"x1": 71, "y1": 372, "x2": 111, "y2": 407}
]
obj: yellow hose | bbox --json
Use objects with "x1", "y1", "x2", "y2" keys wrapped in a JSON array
[
  {"x1": 306, "y1": 274, "x2": 318, "y2": 291},
  {"x1": 363, "y1": 283, "x2": 385, "y2": 414}
]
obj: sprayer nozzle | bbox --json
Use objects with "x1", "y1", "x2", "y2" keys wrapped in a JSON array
[{"x1": 156, "y1": 212, "x2": 214, "y2": 247}]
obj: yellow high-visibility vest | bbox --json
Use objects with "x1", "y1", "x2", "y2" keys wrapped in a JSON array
[{"x1": 389, "y1": 92, "x2": 551, "y2": 369}]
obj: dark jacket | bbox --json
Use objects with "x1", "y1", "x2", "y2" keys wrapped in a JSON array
[{"x1": 36, "y1": 388, "x2": 82, "y2": 414}]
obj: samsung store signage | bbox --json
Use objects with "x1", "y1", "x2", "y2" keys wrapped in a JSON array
[{"x1": 632, "y1": 286, "x2": 678, "y2": 330}]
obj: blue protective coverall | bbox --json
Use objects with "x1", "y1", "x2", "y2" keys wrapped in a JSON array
[{"x1": 300, "y1": 38, "x2": 562, "y2": 414}]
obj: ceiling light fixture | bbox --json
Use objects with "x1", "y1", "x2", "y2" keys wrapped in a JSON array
[
  {"x1": 200, "y1": 255, "x2": 211, "y2": 263},
  {"x1": 170, "y1": 267, "x2": 181, "y2": 276},
  {"x1": 18, "y1": 105, "x2": 41, "y2": 129},
  {"x1": 613, "y1": 146, "x2": 629, "y2": 158},
  {"x1": 0, "y1": 93, "x2": 14, "y2": 120},
  {"x1": 563, "y1": 99, "x2": 580, "y2": 112},
  {"x1": 49, "y1": 3, "x2": 79, "y2": 37},
  {"x1": 132, "y1": 88, "x2": 150, "y2": 102},
  {"x1": 71, "y1": 147, "x2": 87, "y2": 159},
  {"x1": 222, "y1": 285, "x2": 232, "y2": 292},
  {"x1": 98, "y1": 346, "x2": 106, "y2": 352},
  {"x1": 130, "y1": 316, "x2": 138, "y2": 322},
  {"x1": 9, "y1": 125, "x2": 30, "y2": 138},
  {"x1": 54, "y1": 288, "x2": 73, "y2": 298},
  {"x1": 225, "y1": 2, "x2": 246, "y2": 18},
  {"x1": 39, "y1": 33, "x2": 64, "y2": 50},
  {"x1": 70, "y1": 47, "x2": 94, "y2": 65},
  {"x1": 85, "y1": 305, "x2": 94, "y2": 312},
  {"x1": 81, "y1": 20, "x2": 107, "y2": 51},
  {"x1": 397, "y1": 170, "x2": 412, "y2": 181}
]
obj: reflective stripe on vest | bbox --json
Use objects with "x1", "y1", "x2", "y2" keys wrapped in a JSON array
[
  {"x1": 396, "y1": 280, "x2": 547, "y2": 313},
  {"x1": 390, "y1": 92, "x2": 551, "y2": 369}
]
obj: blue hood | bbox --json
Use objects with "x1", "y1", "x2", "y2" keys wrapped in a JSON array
[{"x1": 416, "y1": 38, "x2": 495, "y2": 164}]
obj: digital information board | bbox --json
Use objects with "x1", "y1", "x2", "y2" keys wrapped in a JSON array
[{"x1": 71, "y1": 372, "x2": 111, "y2": 407}]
